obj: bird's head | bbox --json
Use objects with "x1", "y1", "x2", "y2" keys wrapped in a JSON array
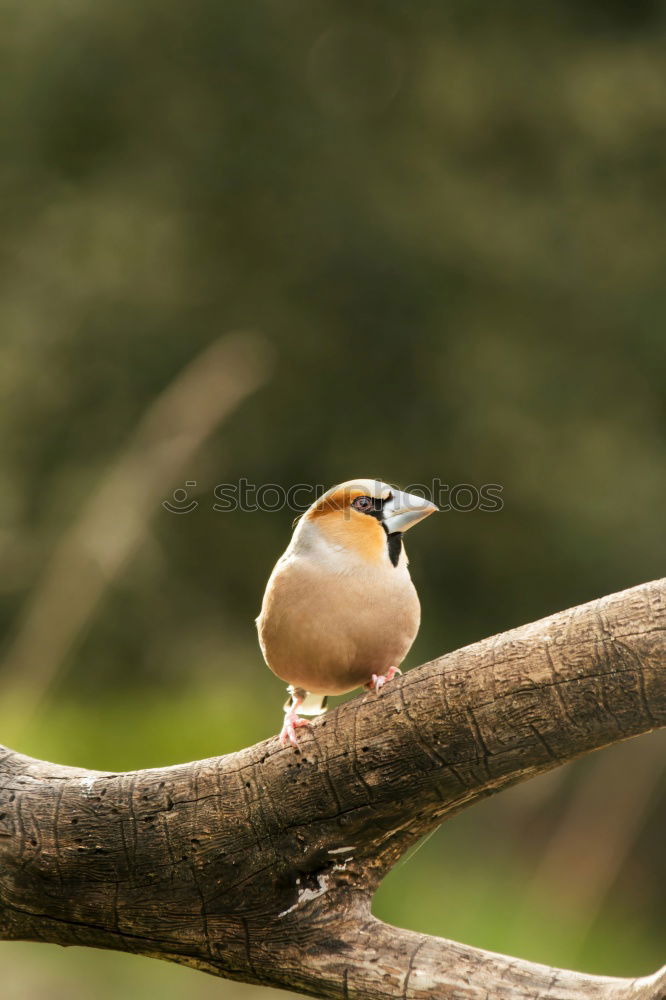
[{"x1": 298, "y1": 479, "x2": 437, "y2": 566}]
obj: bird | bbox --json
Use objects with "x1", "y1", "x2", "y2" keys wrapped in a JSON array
[{"x1": 256, "y1": 479, "x2": 438, "y2": 746}]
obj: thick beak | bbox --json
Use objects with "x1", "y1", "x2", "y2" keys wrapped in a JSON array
[{"x1": 382, "y1": 490, "x2": 438, "y2": 534}]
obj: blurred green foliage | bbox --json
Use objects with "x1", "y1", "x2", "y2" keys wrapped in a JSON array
[{"x1": 1, "y1": 0, "x2": 664, "y2": 995}]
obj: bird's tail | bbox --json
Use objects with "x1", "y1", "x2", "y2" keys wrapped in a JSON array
[{"x1": 284, "y1": 686, "x2": 328, "y2": 716}]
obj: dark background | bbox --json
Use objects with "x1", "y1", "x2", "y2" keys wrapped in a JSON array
[{"x1": 1, "y1": 1, "x2": 664, "y2": 996}]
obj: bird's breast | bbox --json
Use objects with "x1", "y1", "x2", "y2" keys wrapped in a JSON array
[{"x1": 257, "y1": 553, "x2": 421, "y2": 695}]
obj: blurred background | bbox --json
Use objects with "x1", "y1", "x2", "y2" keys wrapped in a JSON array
[{"x1": 1, "y1": 0, "x2": 665, "y2": 996}]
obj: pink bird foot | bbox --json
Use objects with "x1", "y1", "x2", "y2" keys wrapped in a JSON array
[
  {"x1": 365, "y1": 665, "x2": 402, "y2": 693},
  {"x1": 279, "y1": 702, "x2": 311, "y2": 748}
]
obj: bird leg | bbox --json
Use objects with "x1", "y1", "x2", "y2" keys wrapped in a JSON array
[
  {"x1": 279, "y1": 689, "x2": 311, "y2": 748},
  {"x1": 365, "y1": 665, "x2": 402, "y2": 693}
]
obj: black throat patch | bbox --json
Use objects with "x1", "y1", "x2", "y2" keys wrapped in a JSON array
[{"x1": 385, "y1": 530, "x2": 402, "y2": 567}]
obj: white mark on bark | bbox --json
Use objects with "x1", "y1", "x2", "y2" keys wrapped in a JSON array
[
  {"x1": 278, "y1": 874, "x2": 330, "y2": 918},
  {"x1": 410, "y1": 970, "x2": 440, "y2": 990}
]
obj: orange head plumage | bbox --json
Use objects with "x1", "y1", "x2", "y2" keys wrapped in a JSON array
[{"x1": 300, "y1": 479, "x2": 437, "y2": 566}]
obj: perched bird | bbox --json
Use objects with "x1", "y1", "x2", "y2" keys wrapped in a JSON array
[{"x1": 256, "y1": 479, "x2": 437, "y2": 746}]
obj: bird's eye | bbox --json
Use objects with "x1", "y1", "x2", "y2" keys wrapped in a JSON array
[{"x1": 352, "y1": 496, "x2": 373, "y2": 512}]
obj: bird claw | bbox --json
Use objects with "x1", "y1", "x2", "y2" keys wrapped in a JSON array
[
  {"x1": 365, "y1": 665, "x2": 402, "y2": 693},
  {"x1": 279, "y1": 710, "x2": 311, "y2": 748}
]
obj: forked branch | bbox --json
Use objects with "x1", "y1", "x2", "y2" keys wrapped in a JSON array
[{"x1": 1, "y1": 579, "x2": 664, "y2": 998}]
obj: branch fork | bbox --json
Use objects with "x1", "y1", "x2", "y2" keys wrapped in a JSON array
[{"x1": 1, "y1": 579, "x2": 664, "y2": 998}]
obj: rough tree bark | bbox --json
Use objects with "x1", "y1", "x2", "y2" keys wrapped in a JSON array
[{"x1": 0, "y1": 579, "x2": 664, "y2": 999}]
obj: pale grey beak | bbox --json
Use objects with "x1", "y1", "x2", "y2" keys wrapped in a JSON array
[{"x1": 382, "y1": 490, "x2": 438, "y2": 534}]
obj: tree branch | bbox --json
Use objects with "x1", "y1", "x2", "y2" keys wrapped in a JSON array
[{"x1": 1, "y1": 579, "x2": 664, "y2": 998}]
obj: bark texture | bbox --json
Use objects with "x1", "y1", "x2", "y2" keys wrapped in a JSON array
[{"x1": 1, "y1": 579, "x2": 664, "y2": 999}]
